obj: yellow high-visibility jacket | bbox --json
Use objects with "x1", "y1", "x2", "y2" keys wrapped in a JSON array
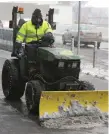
[{"x1": 16, "y1": 20, "x2": 53, "y2": 43}]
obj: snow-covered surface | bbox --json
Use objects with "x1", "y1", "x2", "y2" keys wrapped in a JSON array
[
  {"x1": 41, "y1": 115, "x2": 108, "y2": 129},
  {"x1": 81, "y1": 62, "x2": 108, "y2": 80},
  {"x1": 41, "y1": 100, "x2": 108, "y2": 129}
]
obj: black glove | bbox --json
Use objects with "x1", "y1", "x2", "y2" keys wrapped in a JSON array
[
  {"x1": 14, "y1": 42, "x2": 22, "y2": 58},
  {"x1": 41, "y1": 32, "x2": 55, "y2": 44}
]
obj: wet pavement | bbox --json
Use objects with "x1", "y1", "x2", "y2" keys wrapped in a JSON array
[
  {"x1": 0, "y1": 97, "x2": 108, "y2": 134},
  {"x1": 0, "y1": 49, "x2": 108, "y2": 134}
]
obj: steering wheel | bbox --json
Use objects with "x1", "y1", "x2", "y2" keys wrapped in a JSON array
[
  {"x1": 28, "y1": 38, "x2": 54, "y2": 47},
  {"x1": 27, "y1": 39, "x2": 42, "y2": 47}
]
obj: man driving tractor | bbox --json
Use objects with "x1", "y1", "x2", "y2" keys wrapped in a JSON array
[{"x1": 15, "y1": 8, "x2": 54, "y2": 56}]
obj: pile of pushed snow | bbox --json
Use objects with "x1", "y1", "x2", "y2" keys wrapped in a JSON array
[
  {"x1": 40, "y1": 101, "x2": 108, "y2": 129},
  {"x1": 81, "y1": 63, "x2": 108, "y2": 80},
  {"x1": 41, "y1": 115, "x2": 108, "y2": 129}
]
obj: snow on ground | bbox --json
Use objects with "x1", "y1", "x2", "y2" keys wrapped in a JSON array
[
  {"x1": 81, "y1": 62, "x2": 108, "y2": 80},
  {"x1": 41, "y1": 101, "x2": 108, "y2": 129}
]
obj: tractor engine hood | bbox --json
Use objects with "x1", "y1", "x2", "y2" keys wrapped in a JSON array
[{"x1": 37, "y1": 47, "x2": 80, "y2": 61}]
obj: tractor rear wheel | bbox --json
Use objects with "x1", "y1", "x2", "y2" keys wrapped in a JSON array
[
  {"x1": 2, "y1": 59, "x2": 25, "y2": 100},
  {"x1": 79, "y1": 80, "x2": 95, "y2": 90},
  {"x1": 25, "y1": 80, "x2": 44, "y2": 115}
]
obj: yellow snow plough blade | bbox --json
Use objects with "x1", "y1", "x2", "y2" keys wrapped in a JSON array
[{"x1": 39, "y1": 90, "x2": 108, "y2": 120}]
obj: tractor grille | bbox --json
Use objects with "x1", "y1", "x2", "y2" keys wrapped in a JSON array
[
  {"x1": 40, "y1": 60, "x2": 81, "y2": 82},
  {"x1": 56, "y1": 60, "x2": 81, "y2": 79},
  {"x1": 57, "y1": 60, "x2": 80, "y2": 69}
]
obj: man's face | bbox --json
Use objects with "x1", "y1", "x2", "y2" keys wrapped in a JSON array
[
  {"x1": 31, "y1": 10, "x2": 43, "y2": 25},
  {"x1": 37, "y1": 17, "x2": 42, "y2": 23}
]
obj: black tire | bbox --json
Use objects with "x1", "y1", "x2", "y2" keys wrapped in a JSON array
[
  {"x1": 97, "y1": 42, "x2": 100, "y2": 49},
  {"x1": 25, "y1": 80, "x2": 44, "y2": 115},
  {"x1": 2, "y1": 59, "x2": 25, "y2": 100},
  {"x1": 79, "y1": 81, "x2": 95, "y2": 90}
]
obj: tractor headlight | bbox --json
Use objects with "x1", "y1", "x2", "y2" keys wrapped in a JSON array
[
  {"x1": 58, "y1": 61, "x2": 64, "y2": 68},
  {"x1": 72, "y1": 62, "x2": 78, "y2": 68}
]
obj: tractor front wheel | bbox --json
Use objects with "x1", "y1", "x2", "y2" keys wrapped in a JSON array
[{"x1": 25, "y1": 80, "x2": 44, "y2": 115}]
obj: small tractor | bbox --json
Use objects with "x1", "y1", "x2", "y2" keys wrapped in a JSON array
[{"x1": 1, "y1": 6, "x2": 107, "y2": 120}]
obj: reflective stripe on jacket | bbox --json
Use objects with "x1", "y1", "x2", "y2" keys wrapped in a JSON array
[{"x1": 16, "y1": 20, "x2": 53, "y2": 43}]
